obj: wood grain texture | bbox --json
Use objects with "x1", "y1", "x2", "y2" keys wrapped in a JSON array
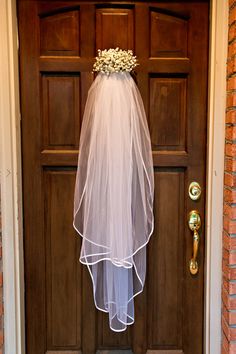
[
  {"x1": 96, "y1": 7, "x2": 134, "y2": 50},
  {"x1": 150, "y1": 9, "x2": 188, "y2": 58},
  {"x1": 46, "y1": 351, "x2": 81, "y2": 354},
  {"x1": 148, "y1": 170, "x2": 184, "y2": 348},
  {"x1": 18, "y1": 1, "x2": 209, "y2": 354},
  {"x1": 44, "y1": 171, "x2": 82, "y2": 349},
  {"x1": 150, "y1": 76, "x2": 187, "y2": 151},
  {"x1": 97, "y1": 311, "x2": 132, "y2": 348},
  {"x1": 42, "y1": 75, "x2": 80, "y2": 148},
  {"x1": 40, "y1": 9, "x2": 80, "y2": 56}
]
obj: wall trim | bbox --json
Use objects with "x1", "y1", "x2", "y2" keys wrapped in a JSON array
[
  {"x1": 0, "y1": 0, "x2": 227, "y2": 353},
  {"x1": 205, "y1": 0, "x2": 228, "y2": 353},
  {"x1": 0, "y1": 0, "x2": 25, "y2": 353}
]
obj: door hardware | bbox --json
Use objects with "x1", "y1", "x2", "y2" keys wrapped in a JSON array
[{"x1": 188, "y1": 210, "x2": 201, "y2": 275}]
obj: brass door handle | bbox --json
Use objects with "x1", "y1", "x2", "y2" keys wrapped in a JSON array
[{"x1": 188, "y1": 210, "x2": 201, "y2": 275}]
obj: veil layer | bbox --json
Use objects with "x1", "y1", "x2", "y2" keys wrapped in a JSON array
[{"x1": 73, "y1": 72, "x2": 154, "y2": 331}]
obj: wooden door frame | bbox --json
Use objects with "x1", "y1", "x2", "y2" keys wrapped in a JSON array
[
  {"x1": 0, "y1": 0, "x2": 227, "y2": 353},
  {"x1": 205, "y1": 1, "x2": 228, "y2": 353}
]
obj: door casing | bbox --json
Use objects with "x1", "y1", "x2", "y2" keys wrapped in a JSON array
[{"x1": 0, "y1": 0, "x2": 227, "y2": 353}]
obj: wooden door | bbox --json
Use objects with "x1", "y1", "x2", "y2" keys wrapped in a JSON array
[{"x1": 18, "y1": 1, "x2": 209, "y2": 354}]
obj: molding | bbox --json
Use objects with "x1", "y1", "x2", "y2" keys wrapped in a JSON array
[
  {"x1": 205, "y1": 0, "x2": 228, "y2": 353},
  {"x1": 0, "y1": 1, "x2": 25, "y2": 354},
  {"x1": 0, "y1": 0, "x2": 228, "y2": 353}
]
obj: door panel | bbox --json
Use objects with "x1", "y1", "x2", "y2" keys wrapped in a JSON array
[
  {"x1": 148, "y1": 169, "x2": 184, "y2": 349},
  {"x1": 18, "y1": 1, "x2": 208, "y2": 354},
  {"x1": 150, "y1": 9, "x2": 188, "y2": 58},
  {"x1": 42, "y1": 74, "x2": 81, "y2": 148},
  {"x1": 40, "y1": 9, "x2": 80, "y2": 56},
  {"x1": 44, "y1": 170, "x2": 82, "y2": 349},
  {"x1": 150, "y1": 75, "x2": 187, "y2": 150},
  {"x1": 96, "y1": 7, "x2": 134, "y2": 50}
]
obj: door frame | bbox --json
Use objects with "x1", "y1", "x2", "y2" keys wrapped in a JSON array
[{"x1": 0, "y1": 0, "x2": 227, "y2": 353}]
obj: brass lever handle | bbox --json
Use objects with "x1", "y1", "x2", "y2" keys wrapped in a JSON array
[{"x1": 188, "y1": 210, "x2": 201, "y2": 275}]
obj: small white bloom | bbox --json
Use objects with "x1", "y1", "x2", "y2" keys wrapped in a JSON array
[{"x1": 93, "y1": 48, "x2": 138, "y2": 75}]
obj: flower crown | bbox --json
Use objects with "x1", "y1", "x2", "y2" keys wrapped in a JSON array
[{"x1": 93, "y1": 48, "x2": 138, "y2": 75}]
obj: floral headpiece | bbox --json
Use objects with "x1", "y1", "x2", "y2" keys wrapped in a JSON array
[{"x1": 93, "y1": 48, "x2": 138, "y2": 75}]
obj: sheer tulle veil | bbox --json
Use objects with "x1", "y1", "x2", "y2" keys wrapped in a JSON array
[{"x1": 73, "y1": 71, "x2": 154, "y2": 332}]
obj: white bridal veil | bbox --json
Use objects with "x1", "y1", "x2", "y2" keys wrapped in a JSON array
[{"x1": 73, "y1": 72, "x2": 154, "y2": 332}]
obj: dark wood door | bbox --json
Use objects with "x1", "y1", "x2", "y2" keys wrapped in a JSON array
[{"x1": 18, "y1": 1, "x2": 209, "y2": 354}]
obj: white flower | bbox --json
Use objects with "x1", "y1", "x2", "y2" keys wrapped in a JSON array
[{"x1": 93, "y1": 48, "x2": 138, "y2": 75}]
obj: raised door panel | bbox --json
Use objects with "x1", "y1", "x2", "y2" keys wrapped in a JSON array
[
  {"x1": 150, "y1": 9, "x2": 188, "y2": 58},
  {"x1": 149, "y1": 76, "x2": 187, "y2": 151},
  {"x1": 148, "y1": 170, "x2": 184, "y2": 350},
  {"x1": 42, "y1": 74, "x2": 81, "y2": 149},
  {"x1": 96, "y1": 7, "x2": 134, "y2": 50},
  {"x1": 44, "y1": 170, "x2": 82, "y2": 351},
  {"x1": 40, "y1": 9, "x2": 80, "y2": 56}
]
